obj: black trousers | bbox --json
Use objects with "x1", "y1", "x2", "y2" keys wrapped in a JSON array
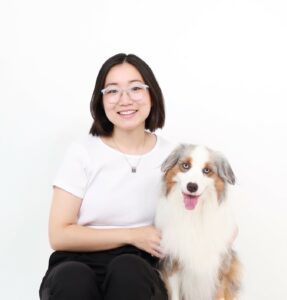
[{"x1": 39, "y1": 246, "x2": 168, "y2": 300}]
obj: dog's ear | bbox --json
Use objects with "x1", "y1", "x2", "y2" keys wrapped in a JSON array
[
  {"x1": 213, "y1": 152, "x2": 236, "y2": 185},
  {"x1": 161, "y1": 144, "x2": 188, "y2": 173}
]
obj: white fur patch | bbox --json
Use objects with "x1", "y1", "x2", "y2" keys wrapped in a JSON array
[{"x1": 155, "y1": 145, "x2": 236, "y2": 300}]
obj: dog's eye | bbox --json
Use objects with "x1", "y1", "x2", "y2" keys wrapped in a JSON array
[
  {"x1": 202, "y1": 167, "x2": 211, "y2": 174},
  {"x1": 181, "y1": 163, "x2": 191, "y2": 170}
]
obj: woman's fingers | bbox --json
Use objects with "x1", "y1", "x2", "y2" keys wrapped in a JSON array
[
  {"x1": 150, "y1": 243, "x2": 164, "y2": 258},
  {"x1": 129, "y1": 225, "x2": 164, "y2": 258}
]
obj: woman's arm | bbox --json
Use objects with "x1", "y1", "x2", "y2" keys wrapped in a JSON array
[{"x1": 49, "y1": 187, "x2": 162, "y2": 256}]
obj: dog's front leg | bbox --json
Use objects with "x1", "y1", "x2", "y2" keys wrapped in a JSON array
[
  {"x1": 214, "y1": 286, "x2": 225, "y2": 300},
  {"x1": 168, "y1": 272, "x2": 181, "y2": 300}
]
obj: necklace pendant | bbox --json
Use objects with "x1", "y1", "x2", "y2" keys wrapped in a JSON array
[{"x1": 131, "y1": 167, "x2": 137, "y2": 173}]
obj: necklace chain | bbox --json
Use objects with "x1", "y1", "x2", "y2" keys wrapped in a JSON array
[{"x1": 113, "y1": 135, "x2": 146, "y2": 173}]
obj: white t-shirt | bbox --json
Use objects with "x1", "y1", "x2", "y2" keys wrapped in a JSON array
[{"x1": 53, "y1": 134, "x2": 176, "y2": 229}]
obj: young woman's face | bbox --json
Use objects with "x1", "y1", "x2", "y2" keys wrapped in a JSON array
[{"x1": 102, "y1": 63, "x2": 151, "y2": 132}]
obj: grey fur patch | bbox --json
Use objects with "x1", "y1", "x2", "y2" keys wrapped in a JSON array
[
  {"x1": 161, "y1": 144, "x2": 195, "y2": 173},
  {"x1": 210, "y1": 150, "x2": 236, "y2": 185}
]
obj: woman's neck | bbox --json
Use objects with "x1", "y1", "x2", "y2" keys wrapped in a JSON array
[{"x1": 111, "y1": 128, "x2": 148, "y2": 155}]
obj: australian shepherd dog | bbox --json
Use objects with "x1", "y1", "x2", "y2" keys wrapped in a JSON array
[{"x1": 155, "y1": 144, "x2": 241, "y2": 300}]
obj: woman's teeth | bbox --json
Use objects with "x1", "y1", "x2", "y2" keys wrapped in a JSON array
[{"x1": 118, "y1": 110, "x2": 136, "y2": 115}]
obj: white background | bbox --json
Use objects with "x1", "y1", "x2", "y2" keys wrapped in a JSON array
[{"x1": 1, "y1": 0, "x2": 286, "y2": 299}]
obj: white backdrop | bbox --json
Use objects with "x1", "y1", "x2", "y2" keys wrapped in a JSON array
[{"x1": 1, "y1": 1, "x2": 286, "y2": 299}]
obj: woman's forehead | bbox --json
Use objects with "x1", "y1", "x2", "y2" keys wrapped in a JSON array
[{"x1": 105, "y1": 63, "x2": 144, "y2": 86}]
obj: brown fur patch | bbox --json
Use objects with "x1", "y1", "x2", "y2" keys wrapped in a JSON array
[
  {"x1": 164, "y1": 164, "x2": 180, "y2": 195},
  {"x1": 204, "y1": 162, "x2": 225, "y2": 200},
  {"x1": 159, "y1": 259, "x2": 180, "y2": 298},
  {"x1": 213, "y1": 174, "x2": 225, "y2": 200},
  {"x1": 217, "y1": 252, "x2": 242, "y2": 300}
]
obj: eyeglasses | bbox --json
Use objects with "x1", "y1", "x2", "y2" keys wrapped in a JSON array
[{"x1": 101, "y1": 83, "x2": 149, "y2": 104}]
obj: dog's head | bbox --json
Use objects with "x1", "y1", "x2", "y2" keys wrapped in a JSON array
[{"x1": 161, "y1": 144, "x2": 235, "y2": 209}]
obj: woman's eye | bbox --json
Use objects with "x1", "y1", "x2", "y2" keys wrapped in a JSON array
[
  {"x1": 202, "y1": 167, "x2": 211, "y2": 174},
  {"x1": 107, "y1": 89, "x2": 119, "y2": 95},
  {"x1": 130, "y1": 86, "x2": 143, "y2": 92}
]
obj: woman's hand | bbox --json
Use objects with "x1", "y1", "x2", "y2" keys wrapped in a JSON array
[{"x1": 128, "y1": 225, "x2": 163, "y2": 258}]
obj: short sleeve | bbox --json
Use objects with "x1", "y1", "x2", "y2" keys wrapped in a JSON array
[{"x1": 53, "y1": 143, "x2": 90, "y2": 198}]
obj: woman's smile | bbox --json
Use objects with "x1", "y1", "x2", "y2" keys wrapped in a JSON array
[{"x1": 117, "y1": 109, "x2": 138, "y2": 118}]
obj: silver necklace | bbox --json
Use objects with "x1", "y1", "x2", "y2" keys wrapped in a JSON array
[{"x1": 113, "y1": 135, "x2": 146, "y2": 173}]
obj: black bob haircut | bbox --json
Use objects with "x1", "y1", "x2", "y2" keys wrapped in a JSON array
[{"x1": 89, "y1": 53, "x2": 165, "y2": 136}]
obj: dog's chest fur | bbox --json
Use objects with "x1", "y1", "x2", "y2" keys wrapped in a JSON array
[{"x1": 156, "y1": 188, "x2": 235, "y2": 299}]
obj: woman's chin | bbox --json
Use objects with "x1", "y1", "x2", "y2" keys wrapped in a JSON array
[
  {"x1": 110, "y1": 114, "x2": 149, "y2": 132},
  {"x1": 114, "y1": 122, "x2": 145, "y2": 132}
]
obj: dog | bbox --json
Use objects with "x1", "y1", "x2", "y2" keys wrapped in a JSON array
[{"x1": 155, "y1": 144, "x2": 241, "y2": 300}]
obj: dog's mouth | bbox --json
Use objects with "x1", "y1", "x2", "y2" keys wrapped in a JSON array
[{"x1": 182, "y1": 192, "x2": 200, "y2": 210}]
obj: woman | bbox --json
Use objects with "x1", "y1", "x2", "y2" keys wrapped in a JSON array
[{"x1": 39, "y1": 53, "x2": 176, "y2": 300}]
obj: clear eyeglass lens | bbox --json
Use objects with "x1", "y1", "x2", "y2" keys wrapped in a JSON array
[
  {"x1": 102, "y1": 84, "x2": 148, "y2": 103},
  {"x1": 105, "y1": 88, "x2": 120, "y2": 96},
  {"x1": 129, "y1": 85, "x2": 144, "y2": 100}
]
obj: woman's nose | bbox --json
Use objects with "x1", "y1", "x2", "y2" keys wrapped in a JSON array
[{"x1": 118, "y1": 90, "x2": 133, "y2": 105}]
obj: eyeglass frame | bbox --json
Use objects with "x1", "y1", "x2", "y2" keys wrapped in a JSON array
[{"x1": 101, "y1": 82, "x2": 149, "y2": 104}]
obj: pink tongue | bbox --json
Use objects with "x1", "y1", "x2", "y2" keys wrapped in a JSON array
[{"x1": 183, "y1": 194, "x2": 199, "y2": 210}]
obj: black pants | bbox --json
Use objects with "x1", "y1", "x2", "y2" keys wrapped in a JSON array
[{"x1": 39, "y1": 246, "x2": 168, "y2": 300}]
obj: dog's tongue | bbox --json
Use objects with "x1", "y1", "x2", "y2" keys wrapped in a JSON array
[{"x1": 183, "y1": 194, "x2": 199, "y2": 210}]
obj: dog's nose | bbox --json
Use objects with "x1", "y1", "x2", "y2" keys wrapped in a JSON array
[{"x1": 187, "y1": 182, "x2": 198, "y2": 193}]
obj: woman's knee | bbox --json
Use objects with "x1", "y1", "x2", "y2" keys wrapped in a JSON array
[
  {"x1": 104, "y1": 254, "x2": 167, "y2": 300},
  {"x1": 108, "y1": 254, "x2": 150, "y2": 278},
  {"x1": 105, "y1": 253, "x2": 154, "y2": 290},
  {"x1": 40, "y1": 261, "x2": 99, "y2": 299},
  {"x1": 50, "y1": 261, "x2": 94, "y2": 283}
]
